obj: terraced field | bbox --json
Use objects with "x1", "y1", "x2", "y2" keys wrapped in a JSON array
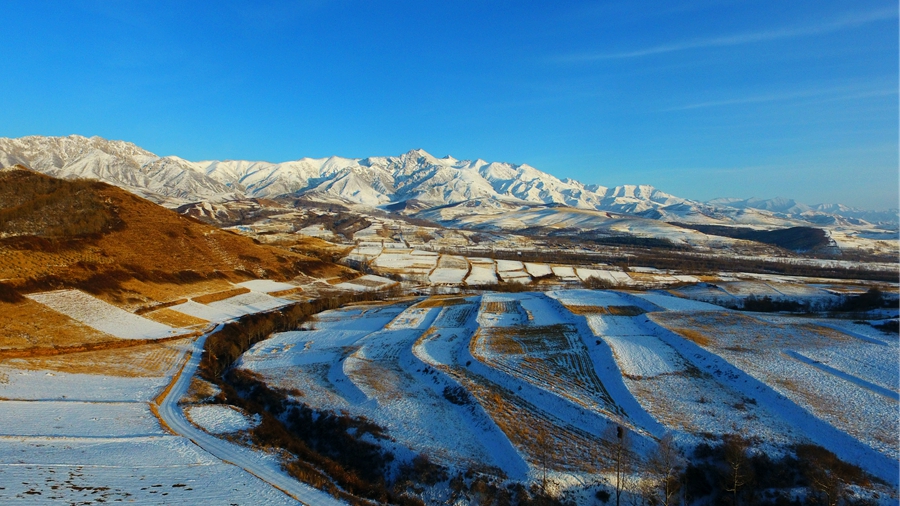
[{"x1": 236, "y1": 289, "x2": 900, "y2": 487}]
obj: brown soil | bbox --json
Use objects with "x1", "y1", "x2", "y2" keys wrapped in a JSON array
[
  {"x1": 417, "y1": 296, "x2": 469, "y2": 308},
  {"x1": 143, "y1": 307, "x2": 210, "y2": 328},
  {"x1": 192, "y1": 287, "x2": 251, "y2": 304},
  {"x1": 0, "y1": 169, "x2": 355, "y2": 305},
  {"x1": 5, "y1": 338, "x2": 191, "y2": 377},
  {"x1": 0, "y1": 299, "x2": 117, "y2": 351}
]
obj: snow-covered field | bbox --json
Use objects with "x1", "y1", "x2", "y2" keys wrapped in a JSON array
[
  {"x1": 169, "y1": 299, "x2": 244, "y2": 321},
  {"x1": 27, "y1": 289, "x2": 185, "y2": 339},
  {"x1": 236, "y1": 279, "x2": 298, "y2": 293},
  {"x1": 207, "y1": 291, "x2": 291, "y2": 315},
  {"x1": 1, "y1": 282, "x2": 339, "y2": 504},
  {"x1": 187, "y1": 405, "x2": 260, "y2": 434},
  {"x1": 650, "y1": 309, "x2": 899, "y2": 478},
  {"x1": 0, "y1": 436, "x2": 298, "y2": 504},
  {"x1": 7, "y1": 270, "x2": 898, "y2": 502},
  {"x1": 429, "y1": 255, "x2": 469, "y2": 284},
  {"x1": 465, "y1": 260, "x2": 498, "y2": 285},
  {"x1": 0, "y1": 359, "x2": 301, "y2": 504},
  {"x1": 333, "y1": 274, "x2": 397, "y2": 291},
  {"x1": 235, "y1": 288, "x2": 900, "y2": 489}
]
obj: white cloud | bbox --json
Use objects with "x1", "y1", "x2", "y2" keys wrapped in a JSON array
[{"x1": 562, "y1": 8, "x2": 896, "y2": 61}]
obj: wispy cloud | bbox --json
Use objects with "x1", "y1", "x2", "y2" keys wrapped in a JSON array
[
  {"x1": 562, "y1": 7, "x2": 896, "y2": 61},
  {"x1": 664, "y1": 86, "x2": 897, "y2": 111}
]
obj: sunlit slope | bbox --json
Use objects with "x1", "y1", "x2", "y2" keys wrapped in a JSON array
[{"x1": 0, "y1": 167, "x2": 350, "y2": 297}]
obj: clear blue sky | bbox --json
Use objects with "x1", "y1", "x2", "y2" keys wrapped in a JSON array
[{"x1": 2, "y1": 1, "x2": 897, "y2": 209}]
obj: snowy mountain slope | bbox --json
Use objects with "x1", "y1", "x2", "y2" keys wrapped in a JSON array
[
  {"x1": 0, "y1": 136, "x2": 240, "y2": 205},
  {"x1": 0, "y1": 135, "x2": 894, "y2": 229}
]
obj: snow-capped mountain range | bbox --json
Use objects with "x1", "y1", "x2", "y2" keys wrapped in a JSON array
[{"x1": 0, "y1": 135, "x2": 896, "y2": 228}]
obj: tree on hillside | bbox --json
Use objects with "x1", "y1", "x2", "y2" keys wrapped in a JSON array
[
  {"x1": 535, "y1": 424, "x2": 553, "y2": 495},
  {"x1": 645, "y1": 433, "x2": 685, "y2": 506},
  {"x1": 604, "y1": 425, "x2": 633, "y2": 506},
  {"x1": 720, "y1": 434, "x2": 753, "y2": 506}
]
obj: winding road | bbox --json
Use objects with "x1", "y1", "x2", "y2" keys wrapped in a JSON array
[{"x1": 156, "y1": 324, "x2": 346, "y2": 506}]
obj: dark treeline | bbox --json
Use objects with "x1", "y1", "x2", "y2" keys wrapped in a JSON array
[
  {"x1": 678, "y1": 435, "x2": 877, "y2": 506},
  {"x1": 671, "y1": 224, "x2": 831, "y2": 252},
  {"x1": 720, "y1": 288, "x2": 893, "y2": 314},
  {"x1": 201, "y1": 290, "x2": 392, "y2": 377}
]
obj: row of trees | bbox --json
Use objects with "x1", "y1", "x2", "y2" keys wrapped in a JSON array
[
  {"x1": 202, "y1": 288, "x2": 398, "y2": 377},
  {"x1": 601, "y1": 429, "x2": 874, "y2": 506}
]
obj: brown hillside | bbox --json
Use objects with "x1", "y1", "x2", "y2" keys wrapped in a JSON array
[{"x1": 0, "y1": 168, "x2": 354, "y2": 305}]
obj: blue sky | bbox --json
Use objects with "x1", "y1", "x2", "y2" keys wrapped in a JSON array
[{"x1": 2, "y1": 1, "x2": 897, "y2": 209}]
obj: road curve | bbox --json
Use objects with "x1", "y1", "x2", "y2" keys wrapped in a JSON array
[{"x1": 157, "y1": 324, "x2": 346, "y2": 506}]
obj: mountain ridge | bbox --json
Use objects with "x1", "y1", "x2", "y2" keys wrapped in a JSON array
[{"x1": 1, "y1": 135, "x2": 896, "y2": 227}]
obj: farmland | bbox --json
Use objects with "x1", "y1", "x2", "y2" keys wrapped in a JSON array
[{"x1": 231, "y1": 289, "x2": 899, "y2": 501}]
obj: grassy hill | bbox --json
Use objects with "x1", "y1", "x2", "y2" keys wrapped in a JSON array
[{"x1": 0, "y1": 166, "x2": 353, "y2": 307}]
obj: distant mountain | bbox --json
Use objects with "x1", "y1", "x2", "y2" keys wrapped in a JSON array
[
  {"x1": 1, "y1": 135, "x2": 895, "y2": 229},
  {"x1": 708, "y1": 197, "x2": 899, "y2": 227}
]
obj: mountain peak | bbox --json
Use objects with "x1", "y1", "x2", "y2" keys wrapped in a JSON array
[{"x1": 0, "y1": 135, "x2": 893, "y2": 226}]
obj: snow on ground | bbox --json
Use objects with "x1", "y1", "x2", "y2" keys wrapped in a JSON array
[
  {"x1": 208, "y1": 292, "x2": 291, "y2": 315},
  {"x1": 626, "y1": 291, "x2": 724, "y2": 311},
  {"x1": 765, "y1": 282, "x2": 832, "y2": 298},
  {"x1": 650, "y1": 311, "x2": 899, "y2": 481},
  {"x1": 0, "y1": 346, "x2": 301, "y2": 505},
  {"x1": 26, "y1": 290, "x2": 185, "y2": 339},
  {"x1": 239, "y1": 303, "x2": 414, "y2": 407},
  {"x1": 524, "y1": 262, "x2": 552, "y2": 277},
  {"x1": 477, "y1": 293, "x2": 527, "y2": 327},
  {"x1": 333, "y1": 274, "x2": 396, "y2": 291},
  {"x1": 551, "y1": 265, "x2": 579, "y2": 280},
  {"x1": 719, "y1": 281, "x2": 784, "y2": 297},
  {"x1": 497, "y1": 271, "x2": 532, "y2": 283},
  {"x1": 238, "y1": 299, "x2": 525, "y2": 474},
  {"x1": 465, "y1": 261, "x2": 498, "y2": 285},
  {"x1": 186, "y1": 405, "x2": 260, "y2": 434},
  {"x1": 0, "y1": 436, "x2": 298, "y2": 505},
  {"x1": 0, "y1": 400, "x2": 165, "y2": 437},
  {"x1": 344, "y1": 243, "x2": 383, "y2": 263},
  {"x1": 430, "y1": 255, "x2": 469, "y2": 284},
  {"x1": 430, "y1": 267, "x2": 469, "y2": 284},
  {"x1": 671, "y1": 283, "x2": 737, "y2": 305},
  {"x1": 373, "y1": 250, "x2": 438, "y2": 272},
  {"x1": 597, "y1": 333, "x2": 685, "y2": 378},
  {"x1": 547, "y1": 289, "x2": 634, "y2": 308},
  {"x1": 387, "y1": 305, "x2": 438, "y2": 329},
  {"x1": 550, "y1": 290, "x2": 820, "y2": 453},
  {"x1": 236, "y1": 279, "x2": 298, "y2": 293},
  {"x1": 0, "y1": 367, "x2": 173, "y2": 402},
  {"x1": 496, "y1": 260, "x2": 524, "y2": 271},
  {"x1": 297, "y1": 223, "x2": 337, "y2": 240},
  {"x1": 575, "y1": 268, "x2": 615, "y2": 283},
  {"x1": 170, "y1": 299, "x2": 245, "y2": 321},
  {"x1": 753, "y1": 317, "x2": 898, "y2": 392}
]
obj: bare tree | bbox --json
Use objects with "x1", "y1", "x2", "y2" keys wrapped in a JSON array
[
  {"x1": 720, "y1": 434, "x2": 753, "y2": 506},
  {"x1": 604, "y1": 425, "x2": 633, "y2": 506},
  {"x1": 646, "y1": 433, "x2": 685, "y2": 506},
  {"x1": 534, "y1": 424, "x2": 553, "y2": 495}
]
